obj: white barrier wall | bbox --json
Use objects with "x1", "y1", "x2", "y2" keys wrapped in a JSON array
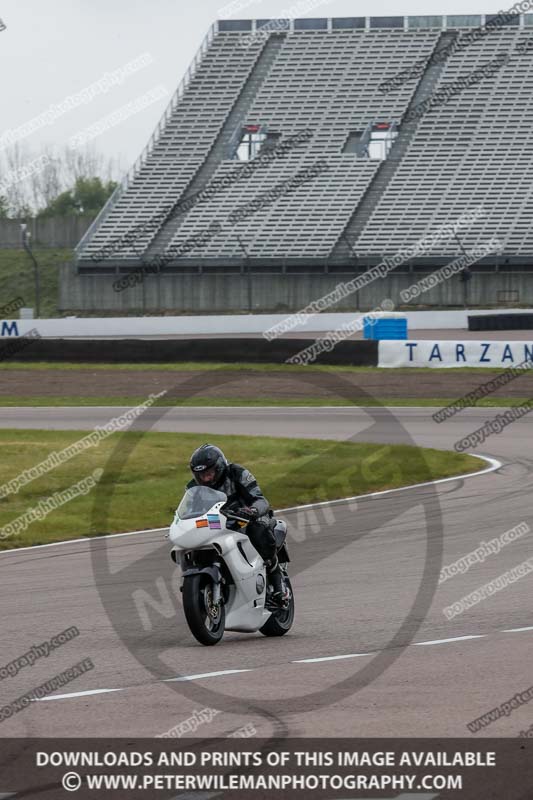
[
  {"x1": 379, "y1": 340, "x2": 533, "y2": 368},
  {"x1": 2, "y1": 308, "x2": 533, "y2": 339},
  {"x1": 0, "y1": 313, "x2": 415, "y2": 339}
]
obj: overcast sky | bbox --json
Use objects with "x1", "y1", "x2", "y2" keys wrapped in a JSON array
[{"x1": 1, "y1": 0, "x2": 498, "y2": 175}]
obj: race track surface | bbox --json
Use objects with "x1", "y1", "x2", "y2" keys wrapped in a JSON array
[{"x1": 0, "y1": 406, "x2": 531, "y2": 739}]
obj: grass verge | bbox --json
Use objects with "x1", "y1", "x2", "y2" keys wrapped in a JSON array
[
  {"x1": 0, "y1": 396, "x2": 529, "y2": 408},
  {"x1": 0, "y1": 361, "x2": 527, "y2": 374},
  {"x1": 0, "y1": 429, "x2": 480, "y2": 550}
]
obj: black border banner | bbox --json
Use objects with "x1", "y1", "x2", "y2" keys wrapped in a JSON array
[{"x1": 0, "y1": 738, "x2": 531, "y2": 799}]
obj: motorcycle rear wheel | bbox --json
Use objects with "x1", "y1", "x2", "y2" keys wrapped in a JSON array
[{"x1": 260, "y1": 577, "x2": 294, "y2": 637}]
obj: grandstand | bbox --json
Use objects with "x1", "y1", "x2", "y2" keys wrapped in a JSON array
[{"x1": 66, "y1": 15, "x2": 533, "y2": 313}]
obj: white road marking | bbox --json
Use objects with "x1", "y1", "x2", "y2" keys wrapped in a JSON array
[
  {"x1": 30, "y1": 626, "x2": 526, "y2": 704},
  {"x1": 162, "y1": 669, "x2": 252, "y2": 682},
  {"x1": 36, "y1": 669, "x2": 252, "y2": 703},
  {"x1": 503, "y1": 625, "x2": 533, "y2": 632},
  {"x1": 293, "y1": 653, "x2": 372, "y2": 664},
  {"x1": 277, "y1": 455, "x2": 501, "y2": 514},
  {"x1": 0, "y1": 455, "x2": 500, "y2": 556},
  {"x1": 0, "y1": 526, "x2": 168, "y2": 554},
  {"x1": 294, "y1": 633, "x2": 489, "y2": 664},
  {"x1": 413, "y1": 634, "x2": 486, "y2": 646},
  {"x1": 34, "y1": 687, "x2": 124, "y2": 702}
]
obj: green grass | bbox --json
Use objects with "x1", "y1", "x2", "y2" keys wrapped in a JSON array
[
  {"x1": 0, "y1": 360, "x2": 527, "y2": 374},
  {"x1": 0, "y1": 429, "x2": 481, "y2": 550},
  {"x1": 0, "y1": 395, "x2": 529, "y2": 408},
  {"x1": 0, "y1": 248, "x2": 72, "y2": 318}
]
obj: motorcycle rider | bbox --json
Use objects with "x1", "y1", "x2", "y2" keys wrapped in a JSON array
[{"x1": 187, "y1": 444, "x2": 289, "y2": 605}]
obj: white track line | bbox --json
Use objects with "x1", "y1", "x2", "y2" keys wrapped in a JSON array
[
  {"x1": 34, "y1": 687, "x2": 124, "y2": 702},
  {"x1": 412, "y1": 634, "x2": 486, "y2": 646},
  {"x1": 277, "y1": 455, "x2": 500, "y2": 514},
  {"x1": 35, "y1": 669, "x2": 252, "y2": 703},
  {"x1": 0, "y1": 526, "x2": 169, "y2": 554},
  {"x1": 162, "y1": 669, "x2": 252, "y2": 683},
  {"x1": 34, "y1": 627, "x2": 530, "y2": 704},
  {"x1": 0, "y1": 454, "x2": 501, "y2": 555},
  {"x1": 294, "y1": 635, "x2": 488, "y2": 664},
  {"x1": 503, "y1": 625, "x2": 533, "y2": 632},
  {"x1": 293, "y1": 653, "x2": 371, "y2": 664}
]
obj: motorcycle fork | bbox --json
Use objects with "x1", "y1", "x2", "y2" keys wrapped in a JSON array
[{"x1": 211, "y1": 561, "x2": 222, "y2": 605}]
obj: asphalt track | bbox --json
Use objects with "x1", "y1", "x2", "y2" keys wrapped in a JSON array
[{"x1": 0, "y1": 406, "x2": 532, "y2": 740}]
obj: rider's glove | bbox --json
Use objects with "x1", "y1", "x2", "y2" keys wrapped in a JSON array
[{"x1": 237, "y1": 506, "x2": 259, "y2": 521}]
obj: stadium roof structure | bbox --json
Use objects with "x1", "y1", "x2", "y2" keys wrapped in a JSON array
[{"x1": 76, "y1": 14, "x2": 533, "y2": 273}]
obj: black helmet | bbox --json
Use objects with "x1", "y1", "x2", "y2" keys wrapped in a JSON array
[{"x1": 189, "y1": 444, "x2": 228, "y2": 488}]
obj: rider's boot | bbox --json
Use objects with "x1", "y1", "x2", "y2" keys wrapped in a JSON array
[{"x1": 266, "y1": 556, "x2": 289, "y2": 606}]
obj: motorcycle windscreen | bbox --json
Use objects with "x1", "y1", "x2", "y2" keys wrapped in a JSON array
[{"x1": 177, "y1": 486, "x2": 227, "y2": 520}]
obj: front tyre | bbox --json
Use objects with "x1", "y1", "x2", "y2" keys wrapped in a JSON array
[
  {"x1": 182, "y1": 574, "x2": 225, "y2": 646},
  {"x1": 260, "y1": 577, "x2": 295, "y2": 637}
]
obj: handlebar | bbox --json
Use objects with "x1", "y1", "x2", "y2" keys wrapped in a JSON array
[{"x1": 221, "y1": 506, "x2": 254, "y2": 524}]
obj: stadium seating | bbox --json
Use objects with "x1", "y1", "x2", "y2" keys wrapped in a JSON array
[
  {"x1": 357, "y1": 24, "x2": 533, "y2": 258},
  {"x1": 76, "y1": 16, "x2": 533, "y2": 267}
]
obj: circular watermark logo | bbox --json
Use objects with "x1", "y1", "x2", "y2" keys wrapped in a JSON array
[{"x1": 90, "y1": 369, "x2": 444, "y2": 733}]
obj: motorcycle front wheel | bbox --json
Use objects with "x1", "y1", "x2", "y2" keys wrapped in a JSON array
[{"x1": 182, "y1": 574, "x2": 225, "y2": 646}]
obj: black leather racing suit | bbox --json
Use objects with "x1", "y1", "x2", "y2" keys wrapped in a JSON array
[{"x1": 187, "y1": 463, "x2": 277, "y2": 566}]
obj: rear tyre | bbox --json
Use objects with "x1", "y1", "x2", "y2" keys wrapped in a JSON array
[
  {"x1": 182, "y1": 574, "x2": 225, "y2": 646},
  {"x1": 260, "y1": 577, "x2": 295, "y2": 637}
]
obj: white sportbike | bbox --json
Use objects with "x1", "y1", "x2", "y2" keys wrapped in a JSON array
[{"x1": 168, "y1": 485, "x2": 294, "y2": 646}]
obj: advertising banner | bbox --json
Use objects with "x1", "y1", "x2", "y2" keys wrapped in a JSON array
[{"x1": 379, "y1": 340, "x2": 533, "y2": 368}]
